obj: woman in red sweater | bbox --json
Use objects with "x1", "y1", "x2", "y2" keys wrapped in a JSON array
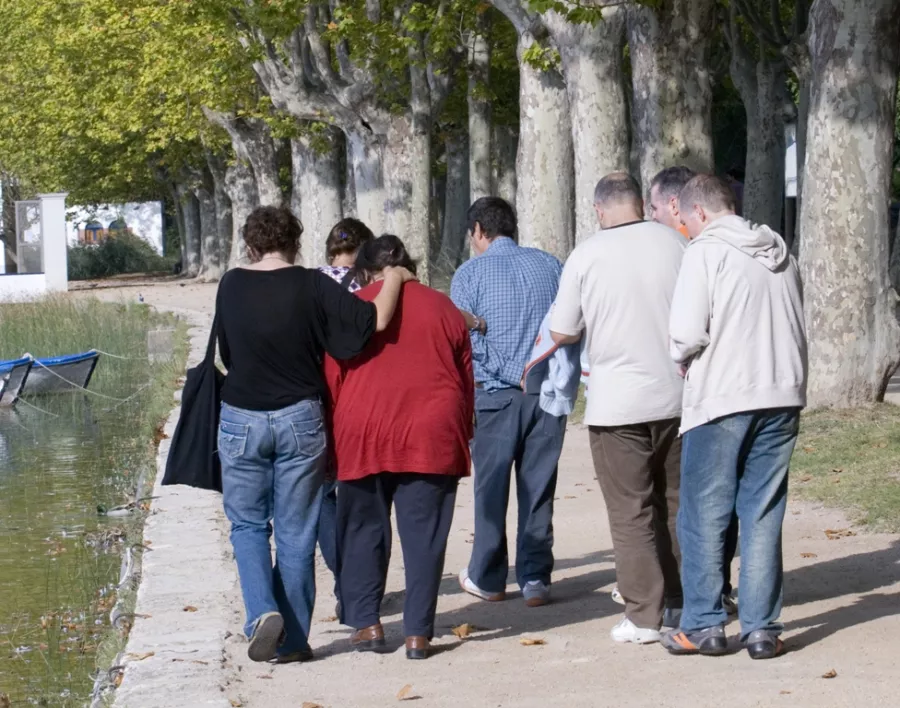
[{"x1": 324, "y1": 235, "x2": 474, "y2": 661}]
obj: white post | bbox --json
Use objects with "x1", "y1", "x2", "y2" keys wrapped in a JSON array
[{"x1": 39, "y1": 192, "x2": 68, "y2": 292}]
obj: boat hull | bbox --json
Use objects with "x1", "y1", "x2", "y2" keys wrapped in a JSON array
[
  {"x1": 22, "y1": 351, "x2": 100, "y2": 396},
  {"x1": 0, "y1": 357, "x2": 33, "y2": 406}
]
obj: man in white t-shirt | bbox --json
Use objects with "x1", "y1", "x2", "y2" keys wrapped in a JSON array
[{"x1": 550, "y1": 173, "x2": 686, "y2": 645}]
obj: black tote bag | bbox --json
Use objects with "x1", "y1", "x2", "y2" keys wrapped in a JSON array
[{"x1": 161, "y1": 314, "x2": 225, "y2": 492}]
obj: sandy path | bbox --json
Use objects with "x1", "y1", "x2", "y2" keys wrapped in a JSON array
[{"x1": 86, "y1": 281, "x2": 900, "y2": 708}]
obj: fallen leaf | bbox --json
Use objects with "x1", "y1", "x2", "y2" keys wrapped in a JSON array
[
  {"x1": 191, "y1": 660, "x2": 209, "y2": 665},
  {"x1": 257, "y1": 675, "x2": 273, "y2": 680},
  {"x1": 397, "y1": 684, "x2": 414, "y2": 700},
  {"x1": 799, "y1": 475, "x2": 813, "y2": 482},
  {"x1": 229, "y1": 701, "x2": 242, "y2": 708},
  {"x1": 800, "y1": 552, "x2": 818, "y2": 559},
  {"x1": 802, "y1": 446, "x2": 816, "y2": 453},
  {"x1": 825, "y1": 529, "x2": 856, "y2": 540},
  {"x1": 564, "y1": 495, "x2": 576, "y2": 499},
  {"x1": 301, "y1": 704, "x2": 324, "y2": 708},
  {"x1": 780, "y1": 690, "x2": 792, "y2": 695},
  {"x1": 831, "y1": 468, "x2": 843, "y2": 474},
  {"x1": 452, "y1": 623, "x2": 480, "y2": 639},
  {"x1": 519, "y1": 638, "x2": 546, "y2": 646},
  {"x1": 172, "y1": 658, "x2": 184, "y2": 663},
  {"x1": 822, "y1": 669, "x2": 837, "y2": 679},
  {"x1": 183, "y1": 606, "x2": 198, "y2": 612},
  {"x1": 0, "y1": 693, "x2": 10, "y2": 708},
  {"x1": 321, "y1": 615, "x2": 338, "y2": 623},
  {"x1": 127, "y1": 651, "x2": 155, "y2": 661}
]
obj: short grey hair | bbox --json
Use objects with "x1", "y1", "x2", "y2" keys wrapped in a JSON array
[
  {"x1": 593, "y1": 172, "x2": 643, "y2": 208},
  {"x1": 679, "y1": 174, "x2": 737, "y2": 214}
]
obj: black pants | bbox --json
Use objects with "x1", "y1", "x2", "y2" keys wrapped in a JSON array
[
  {"x1": 336, "y1": 473, "x2": 458, "y2": 639},
  {"x1": 724, "y1": 512, "x2": 739, "y2": 595}
]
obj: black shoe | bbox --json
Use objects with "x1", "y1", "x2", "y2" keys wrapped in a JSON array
[
  {"x1": 271, "y1": 647, "x2": 314, "y2": 664},
  {"x1": 661, "y1": 625, "x2": 728, "y2": 656},
  {"x1": 746, "y1": 630, "x2": 785, "y2": 660},
  {"x1": 248, "y1": 612, "x2": 285, "y2": 662}
]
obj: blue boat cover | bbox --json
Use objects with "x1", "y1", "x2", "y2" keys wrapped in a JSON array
[
  {"x1": 34, "y1": 350, "x2": 99, "y2": 367},
  {"x1": 0, "y1": 355, "x2": 33, "y2": 373}
]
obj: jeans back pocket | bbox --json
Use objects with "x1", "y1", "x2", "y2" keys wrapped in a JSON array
[
  {"x1": 219, "y1": 420, "x2": 249, "y2": 459},
  {"x1": 291, "y1": 419, "x2": 326, "y2": 458}
]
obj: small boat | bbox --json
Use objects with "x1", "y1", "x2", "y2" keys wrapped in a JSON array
[
  {"x1": 0, "y1": 355, "x2": 34, "y2": 406},
  {"x1": 21, "y1": 350, "x2": 100, "y2": 396}
]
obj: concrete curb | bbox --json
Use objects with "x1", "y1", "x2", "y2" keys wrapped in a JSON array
[{"x1": 112, "y1": 308, "x2": 238, "y2": 708}]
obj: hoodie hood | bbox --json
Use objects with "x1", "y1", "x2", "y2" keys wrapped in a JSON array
[{"x1": 697, "y1": 214, "x2": 789, "y2": 271}]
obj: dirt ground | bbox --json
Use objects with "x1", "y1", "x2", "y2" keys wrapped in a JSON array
[{"x1": 87, "y1": 279, "x2": 900, "y2": 708}]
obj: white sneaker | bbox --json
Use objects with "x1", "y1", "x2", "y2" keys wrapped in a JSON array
[
  {"x1": 523, "y1": 580, "x2": 550, "y2": 607},
  {"x1": 458, "y1": 568, "x2": 506, "y2": 602},
  {"x1": 611, "y1": 585, "x2": 625, "y2": 605},
  {"x1": 610, "y1": 617, "x2": 661, "y2": 645}
]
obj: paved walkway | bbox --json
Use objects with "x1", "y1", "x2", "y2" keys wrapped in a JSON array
[{"x1": 89, "y1": 282, "x2": 900, "y2": 708}]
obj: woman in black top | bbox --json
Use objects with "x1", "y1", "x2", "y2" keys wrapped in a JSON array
[{"x1": 215, "y1": 206, "x2": 414, "y2": 664}]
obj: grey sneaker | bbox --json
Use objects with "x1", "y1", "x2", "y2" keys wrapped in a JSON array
[
  {"x1": 248, "y1": 612, "x2": 284, "y2": 662},
  {"x1": 661, "y1": 625, "x2": 728, "y2": 656},
  {"x1": 662, "y1": 607, "x2": 683, "y2": 630},
  {"x1": 523, "y1": 580, "x2": 550, "y2": 607},
  {"x1": 745, "y1": 629, "x2": 785, "y2": 660}
]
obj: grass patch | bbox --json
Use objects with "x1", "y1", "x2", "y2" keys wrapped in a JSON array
[{"x1": 791, "y1": 405, "x2": 900, "y2": 532}]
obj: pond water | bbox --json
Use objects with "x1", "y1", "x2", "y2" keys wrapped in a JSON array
[{"x1": 0, "y1": 393, "x2": 150, "y2": 706}]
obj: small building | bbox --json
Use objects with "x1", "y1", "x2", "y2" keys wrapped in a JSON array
[
  {"x1": 67, "y1": 202, "x2": 164, "y2": 255},
  {"x1": 0, "y1": 193, "x2": 69, "y2": 302}
]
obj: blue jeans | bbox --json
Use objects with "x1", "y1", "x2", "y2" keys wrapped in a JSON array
[
  {"x1": 468, "y1": 388, "x2": 566, "y2": 593},
  {"x1": 219, "y1": 399, "x2": 327, "y2": 655},
  {"x1": 678, "y1": 408, "x2": 800, "y2": 641}
]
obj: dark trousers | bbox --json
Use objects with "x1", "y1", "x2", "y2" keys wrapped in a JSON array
[
  {"x1": 468, "y1": 388, "x2": 567, "y2": 593},
  {"x1": 589, "y1": 418, "x2": 682, "y2": 630},
  {"x1": 317, "y1": 479, "x2": 340, "y2": 601},
  {"x1": 336, "y1": 473, "x2": 458, "y2": 639},
  {"x1": 724, "y1": 512, "x2": 739, "y2": 595}
]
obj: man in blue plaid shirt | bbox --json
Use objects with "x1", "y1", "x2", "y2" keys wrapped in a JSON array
[{"x1": 451, "y1": 197, "x2": 565, "y2": 608}]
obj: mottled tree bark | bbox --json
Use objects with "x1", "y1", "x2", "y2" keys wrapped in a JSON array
[
  {"x1": 346, "y1": 129, "x2": 386, "y2": 233},
  {"x1": 176, "y1": 183, "x2": 202, "y2": 277},
  {"x1": 292, "y1": 130, "x2": 344, "y2": 267},
  {"x1": 545, "y1": 8, "x2": 629, "y2": 244},
  {"x1": 193, "y1": 168, "x2": 222, "y2": 282},
  {"x1": 726, "y1": 8, "x2": 788, "y2": 229},
  {"x1": 204, "y1": 109, "x2": 285, "y2": 207},
  {"x1": 800, "y1": 0, "x2": 900, "y2": 406},
  {"x1": 891, "y1": 220, "x2": 900, "y2": 293},
  {"x1": 224, "y1": 160, "x2": 260, "y2": 269},
  {"x1": 468, "y1": 13, "x2": 493, "y2": 203},
  {"x1": 627, "y1": 0, "x2": 716, "y2": 197},
  {"x1": 206, "y1": 153, "x2": 233, "y2": 271},
  {"x1": 492, "y1": 125, "x2": 518, "y2": 206},
  {"x1": 439, "y1": 133, "x2": 471, "y2": 271}
]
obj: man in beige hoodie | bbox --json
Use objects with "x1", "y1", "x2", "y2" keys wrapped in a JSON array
[{"x1": 662, "y1": 175, "x2": 807, "y2": 661}]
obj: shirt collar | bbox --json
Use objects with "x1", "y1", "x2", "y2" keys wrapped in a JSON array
[{"x1": 485, "y1": 236, "x2": 517, "y2": 253}]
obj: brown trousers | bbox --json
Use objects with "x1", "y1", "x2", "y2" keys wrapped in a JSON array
[{"x1": 589, "y1": 419, "x2": 682, "y2": 630}]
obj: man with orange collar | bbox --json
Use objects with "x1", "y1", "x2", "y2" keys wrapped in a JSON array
[{"x1": 648, "y1": 166, "x2": 695, "y2": 238}]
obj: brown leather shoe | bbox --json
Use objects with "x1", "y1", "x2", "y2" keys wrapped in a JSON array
[
  {"x1": 405, "y1": 636, "x2": 429, "y2": 660},
  {"x1": 350, "y1": 624, "x2": 386, "y2": 652}
]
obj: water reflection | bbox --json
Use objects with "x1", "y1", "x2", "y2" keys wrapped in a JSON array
[{"x1": 0, "y1": 396, "x2": 146, "y2": 706}]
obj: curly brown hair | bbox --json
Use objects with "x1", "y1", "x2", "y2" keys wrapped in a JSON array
[
  {"x1": 242, "y1": 206, "x2": 303, "y2": 262},
  {"x1": 325, "y1": 218, "x2": 375, "y2": 264}
]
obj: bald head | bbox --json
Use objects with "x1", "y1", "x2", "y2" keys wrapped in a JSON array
[
  {"x1": 593, "y1": 172, "x2": 644, "y2": 229},
  {"x1": 679, "y1": 174, "x2": 737, "y2": 238}
]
